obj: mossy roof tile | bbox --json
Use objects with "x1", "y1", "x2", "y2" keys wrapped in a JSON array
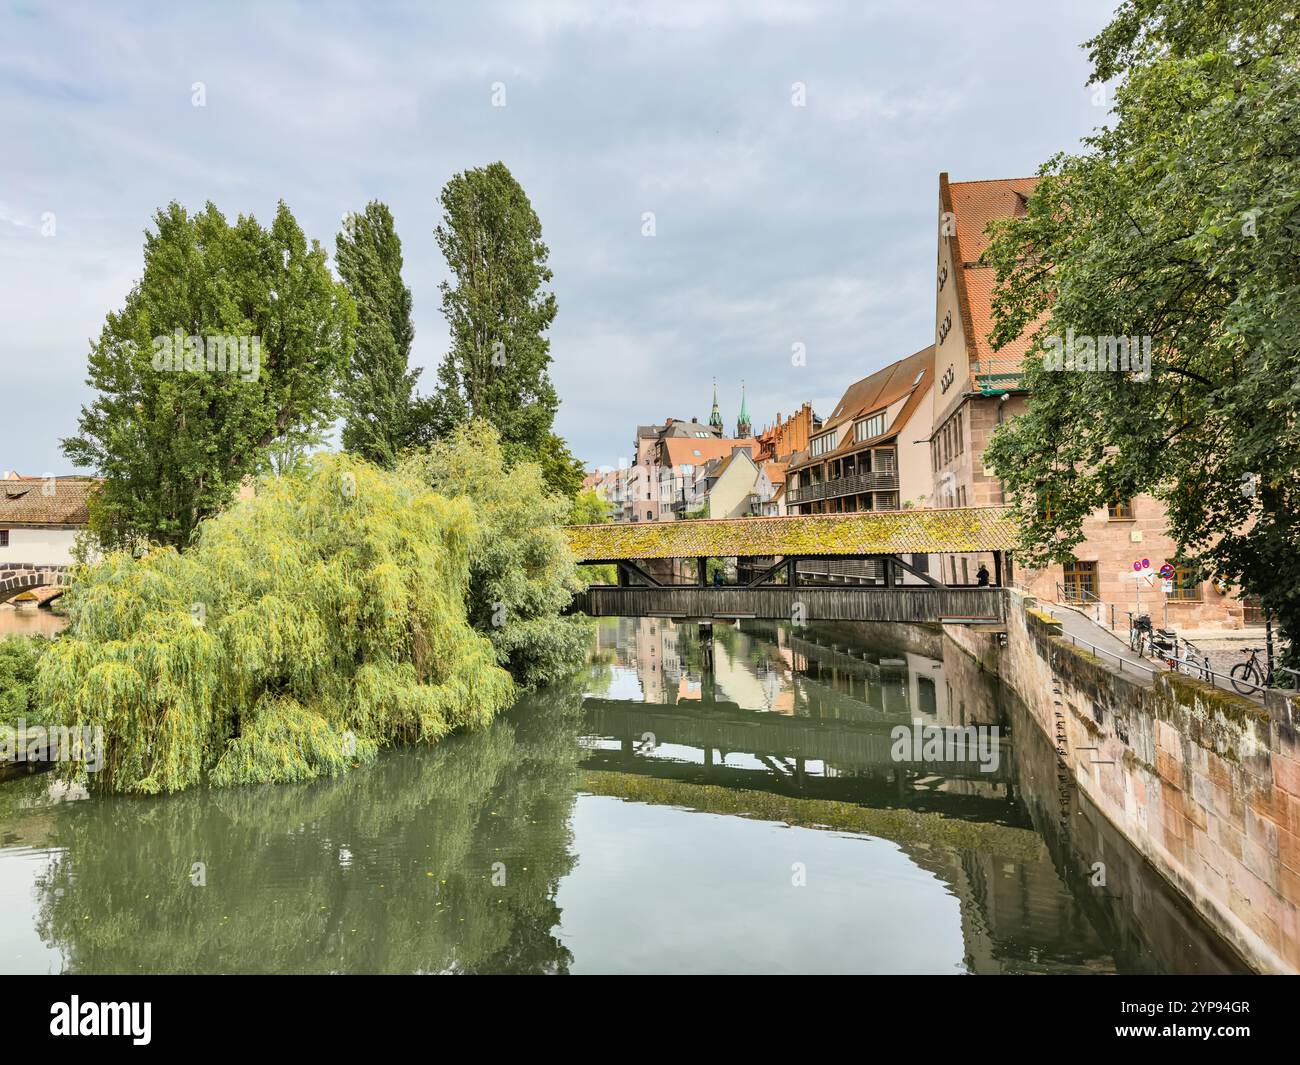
[{"x1": 566, "y1": 506, "x2": 1018, "y2": 561}]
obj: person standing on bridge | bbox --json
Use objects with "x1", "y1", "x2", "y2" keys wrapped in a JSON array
[{"x1": 977, "y1": 563, "x2": 990, "y2": 587}]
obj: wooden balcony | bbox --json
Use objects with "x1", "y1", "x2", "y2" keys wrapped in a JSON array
[{"x1": 786, "y1": 470, "x2": 899, "y2": 505}]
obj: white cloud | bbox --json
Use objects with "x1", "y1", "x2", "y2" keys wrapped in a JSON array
[{"x1": 0, "y1": 0, "x2": 1116, "y2": 474}]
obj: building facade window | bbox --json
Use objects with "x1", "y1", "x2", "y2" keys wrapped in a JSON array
[
  {"x1": 0, "y1": 529, "x2": 7, "y2": 547},
  {"x1": 1108, "y1": 496, "x2": 1134, "y2": 520},
  {"x1": 1063, "y1": 558, "x2": 1098, "y2": 599},
  {"x1": 1169, "y1": 566, "x2": 1202, "y2": 601},
  {"x1": 810, "y1": 432, "x2": 834, "y2": 457}
]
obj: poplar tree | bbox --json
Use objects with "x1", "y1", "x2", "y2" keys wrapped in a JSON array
[
  {"x1": 335, "y1": 201, "x2": 420, "y2": 467},
  {"x1": 429, "y1": 163, "x2": 583, "y2": 495}
]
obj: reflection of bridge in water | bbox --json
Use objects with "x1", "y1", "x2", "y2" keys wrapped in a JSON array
[
  {"x1": 581, "y1": 694, "x2": 1019, "y2": 829},
  {"x1": 581, "y1": 616, "x2": 1247, "y2": 973}
]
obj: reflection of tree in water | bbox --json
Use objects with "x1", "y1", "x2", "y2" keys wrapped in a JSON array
[{"x1": 34, "y1": 684, "x2": 588, "y2": 974}]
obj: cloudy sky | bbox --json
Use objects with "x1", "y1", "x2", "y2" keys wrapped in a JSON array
[{"x1": 1, "y1": 0, "x2": 1117, "y2": 475}]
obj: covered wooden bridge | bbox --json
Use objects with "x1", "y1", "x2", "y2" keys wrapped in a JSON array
[{"x1": 564, "y1": 507, "x2": 1019, "y2": 625}]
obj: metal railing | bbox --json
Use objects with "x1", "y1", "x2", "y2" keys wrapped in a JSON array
[
  {"x1": 1055, "y1": 583, "x2": 1116, "y2": 631},
  {"x1": 1041, "y1": 600, "x2": 1295, "y2": 701},
  {"x1": 973, "y1": 357, "x2": 1024, "y2": 394},
  {"x1": 1038, "y1": 604, "x2": 1160, "y2": 679},
  {"x1": 1116, "y1": 608, "x2": 1272, "y2": 694}
]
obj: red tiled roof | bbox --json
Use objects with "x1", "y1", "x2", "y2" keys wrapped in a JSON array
[
  {"x1": 792, "y1": 346, "x2": 933, "y2": 470},
  {"x1": 662, "y1": 437, "x2": 758, "y2": 472},
  {"x1": 944, "y1": 175, "x2": 1044, "y2": 373}
]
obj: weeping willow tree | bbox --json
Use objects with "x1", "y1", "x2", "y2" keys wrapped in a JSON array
[
  {"x1": 401, "y1": 420, "x2": 591, "y2": 689},
  {"x1": 36, "y1": 453, "x2": 515, "y2": 793}
]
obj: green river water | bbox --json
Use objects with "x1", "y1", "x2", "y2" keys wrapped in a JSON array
[{"x1": 0, "y1": 616, "x2": 1246, "y2": 974}]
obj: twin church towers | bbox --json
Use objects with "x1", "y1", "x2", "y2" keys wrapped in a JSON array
[{"x1": 709, "y1": 379, "x2": 751, "y2": 439}]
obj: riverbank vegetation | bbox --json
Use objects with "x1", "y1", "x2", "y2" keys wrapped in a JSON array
[
  {"x1": 0, "y1": 635, "x2": 49, "y2": 727},
  {"x1": 31, "y1": 163, "x2": 597, "y2": 793},
  {"x1": 37, "y1": 454, "x2": 516, "y2": 793},
  {"x1": 402, "y1": 420, "x2": 591, "y2": 690}
]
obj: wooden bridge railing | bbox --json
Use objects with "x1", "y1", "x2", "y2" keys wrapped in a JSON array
[{"x1": 572, "y1": 585, "x2": 1006, "y2": 623}]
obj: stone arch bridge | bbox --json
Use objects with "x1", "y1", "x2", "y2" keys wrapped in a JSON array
[{"x1": 0, "y1": 564, "x2": 73, "y2": 606}]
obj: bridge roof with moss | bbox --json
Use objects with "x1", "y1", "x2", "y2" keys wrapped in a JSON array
[{"x1": 565, "y1": 506, "x2": 1019, "y2": 562}]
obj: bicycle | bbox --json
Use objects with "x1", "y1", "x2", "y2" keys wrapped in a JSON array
[
  {"x1": 1129, "y1": 614, "x2": 1181, "y2": 662},
  {"x1": 1129, "y1": 613, "x2": 1153, "y2": 654},
  {"x1": 1167, "y1": 636, "x2": 1213, "y2": 682},
  {"x1": 1230, "y1": 648, "x2": 1300, "y2": 695}
]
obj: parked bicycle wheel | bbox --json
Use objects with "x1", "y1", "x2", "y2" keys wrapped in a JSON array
[
  {"x1": 1181, "y1": 643, "x2": 1212, "y2": 682},
  {"x1": 1230, "y1": 660, "x2": 1262, "y2": 695}
]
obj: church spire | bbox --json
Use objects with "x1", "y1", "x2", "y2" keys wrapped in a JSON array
[
  {"x1": 736, "y1": 380, "x2": 751, "y2": 438},
  {"x1": 708, "y1": 378, "x2": 724, "y2": 432}
]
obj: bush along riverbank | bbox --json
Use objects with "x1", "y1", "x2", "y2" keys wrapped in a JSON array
[{"x1": 32, "y1": 444, "x2": 587, "y2": 794}]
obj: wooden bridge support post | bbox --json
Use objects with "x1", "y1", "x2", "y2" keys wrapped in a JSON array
[{"x1": 993, "y1": 550, "x2": 1003, "y2": 587}]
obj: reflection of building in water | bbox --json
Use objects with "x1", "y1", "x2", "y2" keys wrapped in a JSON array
[
  {"x1": 603, "y1": 617, "x2": 959, "y2": 724},
  {"x1": 603, "y1": 616, "x2": 687, "y2": 704},
  {"x1": 582, "y1": 614, "x2": 1240, "y2": 974},
  {"x1": 778, "y1": 624, "x2": 949, "y2": 722},
  {"x1": 610, "y1": 617, "x2": 802, "y2": 713},
  {"x1": 709, "y1": 627, "x2": 797, "y2": 714}
]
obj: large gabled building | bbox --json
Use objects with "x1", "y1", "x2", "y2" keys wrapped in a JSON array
[
  {"x1": 929, "y1": 173, "x2": 1245, "y2": 625},
  {"x1": 784, "y1": 346, "x2": 934, "y2": 516}
]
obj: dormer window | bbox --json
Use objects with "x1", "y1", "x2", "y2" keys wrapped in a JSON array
[
  {"x1": 854, "y1": 410, "x2": 887, "y2": 442},
  {"x1": 810, "y1": 432, "x2": 834, "y2": 457}
]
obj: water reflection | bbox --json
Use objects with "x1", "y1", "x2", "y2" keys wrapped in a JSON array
[
  {"x1": 1, "y1": 685, "x2": 587, "y2": 974},
  {"x1": 0, "y1": 605, "x2": 66, "y2": 639},
  {"x1": 0, "y1": 616, "x2": 1245, "y2": 974},
  {"x1": 582, "y1": 617, "x2": 1243, "y2": 973}
]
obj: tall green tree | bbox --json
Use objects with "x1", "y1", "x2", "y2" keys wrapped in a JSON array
[
  {"x1": 335, "y1": 201, "x2": 420, "y2": 467},
  {"x1": 63, "y1": 201, "x2": 354, "y2": 549},
  {"x1": 429, "y1": 162, "x2": 581, "y2": 495},
  {"x1": 982, "y1": 0, "x2": 1300, "y2": 651}
]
